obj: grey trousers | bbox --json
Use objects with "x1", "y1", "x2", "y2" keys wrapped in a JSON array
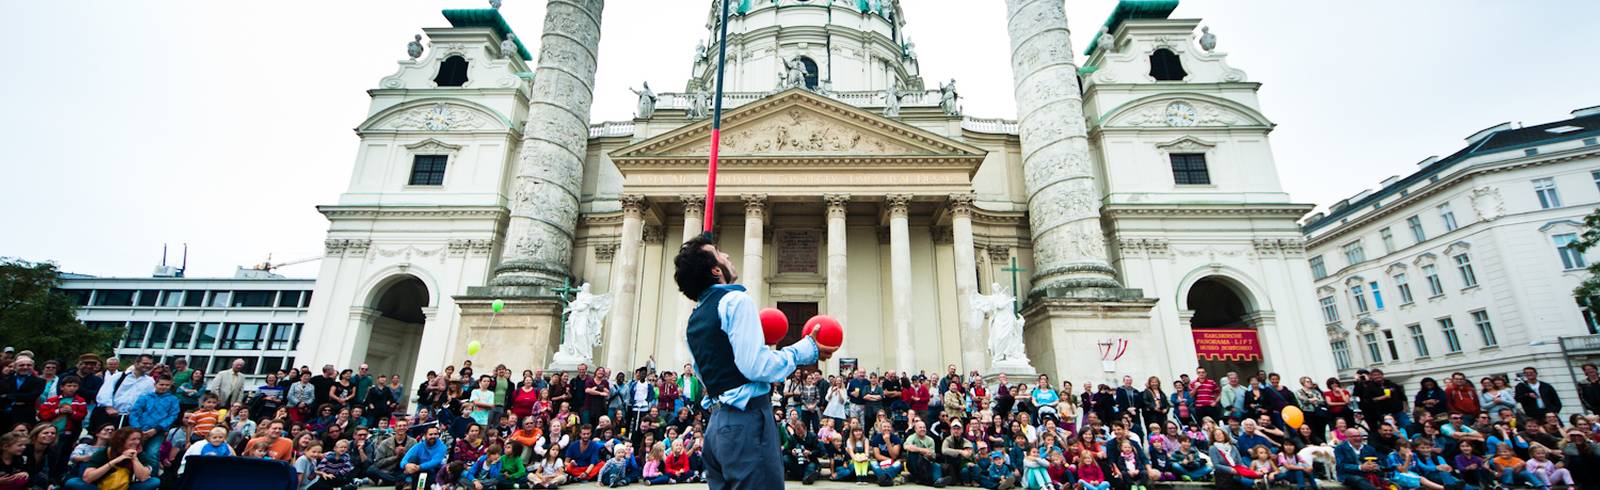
[{"x1": 704, "y1": 393, "x2": 783, "y2": 490}]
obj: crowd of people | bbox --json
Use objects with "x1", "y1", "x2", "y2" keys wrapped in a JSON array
[{"x1": 2, "y1": 343, "x2": 1600, "y2": 490}]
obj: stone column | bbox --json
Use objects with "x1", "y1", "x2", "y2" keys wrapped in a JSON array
[
  {"x1": 674, "y1": 196, "x2": 705, "y2": 347},
  {"x1": 742, "y1": 194, "x2": 767, "y2": 305},
  {"x1": 491, "y1": 0, "x2": 607, "y2": 287},
  {"x1": 1004, "y1": 0, "x2": 1119, "y2": 292},
  {"x1": 825, "y1": 194, "x2": 850, "y2": 360},
  {"x1": 886, "y1": 193, "x2": 915, "y2": 373},
  {"x1": 603, "y1": 194, "x2": 645, "y2": 370},
  {"x1": 948, "y1": 194, "x2": 985, "y2": 371}
]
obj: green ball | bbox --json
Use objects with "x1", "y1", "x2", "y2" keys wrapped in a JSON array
[{"x1": 491, "y1": 299, "x2": 505, "y2": 313}]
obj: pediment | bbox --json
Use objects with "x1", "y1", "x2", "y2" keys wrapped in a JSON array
[
  {"x1": 612, "y1": 89, "x2": 985, "y2": 162},
  {"x1": 1101, "y1": 94, "x2": 1271, "y2": 129},
  {"x1": 358, "y1": 99, "x2": 512, "y2": 133}
]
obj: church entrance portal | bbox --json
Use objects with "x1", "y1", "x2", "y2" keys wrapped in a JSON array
[
  {"x1": 365, "y1": 275, "x2": 427, "y2": 390},
  {"x1": 1187, "y1": 276, "x2": 1262, "y2": 378}
]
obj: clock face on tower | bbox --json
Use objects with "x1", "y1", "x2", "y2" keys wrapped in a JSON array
[{"x1": 1165, "y1": 102, "x2": 1197, "y2": 127}]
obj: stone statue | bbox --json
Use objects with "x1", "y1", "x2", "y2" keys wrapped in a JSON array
[
  {"x1": 882, "y1": 82, "x2": 904, "y2": 117},
  {"x1": 970, "y1": 283, "x2": 1030, "y2": 367},
  {"x1": 938, "y1": 79, "x2": 960, "y2": 116},
  {"x1": 902, "y1": 40, "x2": 917, "y2": 60},
  {"x1": 1097, "y1": 26, "x2": 1115, "y2": 54},
  {"x1": 500, "y1": 33, "x2": 518, "y2": 60},
  {"x1": 687, "y1": 84, "x2": 710, "y2": 120},
  {"x1": 783, "y1": 56, "x2": 808, "y2": 89},
  {"x1": 407, "y1": 34, "x2": 424, "y2": 60},
  {"x1": 630, "y1": 82, "x2": 657, "y2": 119},
  {"x1": 1198, "y1": 26, "x2": 1217, "y2": 52},
  {"x1": 695, "y1": 40, "x2": 707, "y2": 61},
  {"x1": 552, "y1": 283, "x2": 613, "y2": 366},
  {"x1": 489, "y1": 0, "x2": 502, "y2": 9}
]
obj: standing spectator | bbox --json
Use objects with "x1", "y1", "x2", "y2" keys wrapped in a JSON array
[
  {"x1": 1192, "y1": 368, "x2": 1221, "y2": 423},
  {"x1": 208, "y1": 359, "x2": 248, "y2": 407},
  {"x1": 175, "y1": 369, "x2": 207, "y2": 413},
  {"x1": 1355, "y1": 369, "x2": 1405, "y2": 432},
  {"x1": 1444, "y1": 372, "x2": 1481, "y2": 418},
  {"x1": 1576, "y1": 363, "x2": 1600, "y2": 416},
  {"x1": 0, "y1": 355, "x2": 44, "y2": 428},
  {"x1": 350, "y1": 364, "x2": 373, "y2": 409},
  {"x1": 37, "y1": 375, "x2": 88, "y2": 438},
  {"x1": 310, "y1": 365, "x2": 337, "y2": 409},
  {"x1": 94, "y1": 354, "x2": 155, "y2": 431},
  {"x1": 568, "y1": 365, "x2": 590, "y2": 426},
  {"x1": 991, "y1": 373, "x2": 1014, "y2": 420},
  {"x1": 37, "y1": 360, "x2": 60, "y2": 402},
  {"x1": 1293, "y1": 377, "x2": 1327, "y2": 439},
  {"x1": 583, "y1": 367, "x2": 611, "y2": 428},
  {"x1": 170, "y1": 358, "x2": 194, "y2": 392},
  {"x1": 1513, "y1": 367, "x2": 1562, "y2": 420},
  {"x1": 1413, "y1": 377, "x2": 1448, "y2": 417},
  {"x1": 128, "y1": 376, "x2": 179, "y2": 465},
  {"x1": 1479, "y1": 377, "x2": 1516, "y2": 417},
  {"x1": 468, "y1": 376, "x2": 495, "y2": 426},
  {"x1": 287, "y1": 371, "x2": 316, "y2": 424},
  {"x1": 1219, "y1": 372, "x2": 1247, "y2": 420},
  {"x1": 1141, "y1": 376, "x2": 1169, "y2": 429},
  {"x1": 329, "y1": 369, "x2": 356, "y2": 409},
  {"x1": 71, "y1": 355, "x2": 105, "y2": 410},
  {"x1": 366, "y1": 375, "x2": 396, "y2": 425},
  {"x1": 1113, "y1": 375, "x2": 1140, "y2": 421}
]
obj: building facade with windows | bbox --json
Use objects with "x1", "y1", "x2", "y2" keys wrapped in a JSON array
[
  {"x1": 1303, "y1": 106, "x2": 1600, "y2": 409},
  {"x1": 59, "y1": 271, "x2": 313, "y2": 383},
  {"x1": 301, "y1": 2, "x2": 1334, "y2": 388}
]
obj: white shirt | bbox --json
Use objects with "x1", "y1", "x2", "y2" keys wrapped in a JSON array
[{"x1": 97, "y1": 369, "x2": 155, "y2": 412}]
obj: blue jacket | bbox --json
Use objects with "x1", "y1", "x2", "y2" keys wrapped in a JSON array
[
  {"x1": 1334, "y1": 441, "x2": 1390, "y2": 477},
  {"x1": 401, "y1": 439, "x2": 448, "y2": 473},
  {"x1": 465, "y1": 455, "x2": 503, "y2": 482},
  {"x1": 566, "y1": 439, "x2": 604, "y2": 467},
  {"x1": 129, "y1": 390, "x2": 179, "y2": 431}
]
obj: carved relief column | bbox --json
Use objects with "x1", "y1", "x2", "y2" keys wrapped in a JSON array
[
  {"x1": 825, "y1": 194, "x2": 851, "y2": 360},
  {"x1": 949, "y1": 194, "x2": 986, "y2": 371},
  {"x1": 742, "y1": 194, "x2": 768, "y2": 305},
  {"x1": 603, "y1": 194, "x2": 645, "y2": 371},
  {"x1": 491, "y1": 0, "x2": 607, "y2": 287},
  {"x1": 1004, "y1": 0, "x2": 1120, "y2": 291},
  {"x1": 887, "y1": 193, "x2": 915, "y2": 372}
]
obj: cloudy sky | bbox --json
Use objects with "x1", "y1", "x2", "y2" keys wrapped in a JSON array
[{"x1": 2, "y1": 1, "x2": 1596, "y2": 278}]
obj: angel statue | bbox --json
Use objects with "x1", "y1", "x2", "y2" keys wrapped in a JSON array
[
  {"x1": 553, "y1": 283, "x2": 613, "y2": 366},
  {"x1": 783, "y1": 56, "x2": 808, "y2": 89},
  {"x1": 938, "y1": 79, "x2": 960, "y2": 116},
  {"x1": 969, "y1": 283, "x2": 1030, "y2": 367}
]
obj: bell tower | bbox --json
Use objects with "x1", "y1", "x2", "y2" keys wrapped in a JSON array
[{"x1": 686, "y1": 0, "x2": 923, "y2": 93}]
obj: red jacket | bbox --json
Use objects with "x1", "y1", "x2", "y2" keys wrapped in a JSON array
[
  {"x1": 664, "y1": 451, "x2": 691, "y2": 475},
  {"x1": 1445, "y1": 384, "x2": 1480, "y2": 416},
  {"x1": 37, "y1": 394, "x2": 88, "y2": 434}
]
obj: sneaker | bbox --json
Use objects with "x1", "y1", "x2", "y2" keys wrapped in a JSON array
[
  {"x1": 1182, "y1": 476, "x2": 1193, "y2": 482},
  {"x1": 803, "y1": 472, "x2": 818, "y2": 485}
]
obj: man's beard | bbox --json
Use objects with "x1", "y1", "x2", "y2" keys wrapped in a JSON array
[{"x1": 718, "y1": 264, "x2": 737, "y2": 284}]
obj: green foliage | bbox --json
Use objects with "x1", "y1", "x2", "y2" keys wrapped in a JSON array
[
  {"x1": 0, "y1": 258, "x2": 120, "y2": 364},
  {"x1": 1571, "y1": 208, "x2": 1600, "y2": 303}
]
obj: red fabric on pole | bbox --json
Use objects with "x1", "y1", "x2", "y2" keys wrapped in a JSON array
[{"x1": 704, "y1": 128, "x2": 721, "y2": 232}]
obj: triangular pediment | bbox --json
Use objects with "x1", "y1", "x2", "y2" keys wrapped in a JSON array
[{"x1": 612, "y1": 89, "x2": 985, "y2": 161}]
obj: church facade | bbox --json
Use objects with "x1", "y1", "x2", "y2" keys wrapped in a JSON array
[{"x1": 296, "y1": 0, "x2": 1334, "y2": 391}]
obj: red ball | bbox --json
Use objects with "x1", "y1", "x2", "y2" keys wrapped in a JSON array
[
  {"x1": 803, "y1": 315, "x2": 844, "y2": 350},
  {"x1": 758, "y1": 308, "x2": 789, "y2": 345}
]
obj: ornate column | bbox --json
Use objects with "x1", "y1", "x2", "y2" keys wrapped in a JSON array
[
  {"x1": 603, "y1": 194, "x2": 645, "y2": 370},
  {"x1": 1004, "y1": 0, "x2": 1120, "y2": 292},
  {"x1": 887, "y1": 193, "x2": 915, "y2": 372},
  {"x1": 825, "y1": 194, "x2": 850, "y2": 359},
  {"x1": 742, "y1": 194, "x2": 768, "y2": 304},
  {"x1": 674, "y1": 195, "x2": 705, "y2": 347},
  {"x1": 491, "y1": 0, "x2": 607, "y2": 288},
  {"x1": 949, "y1": 194, "x2": 985, "y2": 371}
]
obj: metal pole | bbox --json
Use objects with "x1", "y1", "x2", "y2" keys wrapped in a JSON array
[{"x1": 703, "y1": 0, "x2": 733, "y2": 233}]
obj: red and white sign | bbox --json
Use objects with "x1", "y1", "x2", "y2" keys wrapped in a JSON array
[{"x1": 1192, "y1": 328, "x2": 1263, "y2": 361}]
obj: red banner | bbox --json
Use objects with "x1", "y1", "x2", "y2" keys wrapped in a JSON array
[{"x1": 1192, "y1": 328, "x2": 1263, "y2": 361}]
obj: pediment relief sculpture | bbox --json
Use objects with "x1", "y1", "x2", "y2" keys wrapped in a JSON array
[{"x1": 666, "y1": 108, "x2": 921, "y2": 156}]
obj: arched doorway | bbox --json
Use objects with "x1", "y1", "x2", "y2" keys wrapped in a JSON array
[
  {"x1": 1187, "y1": 276, "x2": 1261, "y2": 378},
  {"x1": 365, "y1": 275, "x2": 428, "y2": 391}
]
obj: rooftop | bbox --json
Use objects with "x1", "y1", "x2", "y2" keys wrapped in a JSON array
[
  {"x1": 1083, "y1": 0, "x2": 1180, "y2": 55},
  {"x1": 1302, "y1": 107, "x2": 1600, "y2": 234},
  {"x1": 441, "y1": 9, "x2": 531, "y2": 61}
]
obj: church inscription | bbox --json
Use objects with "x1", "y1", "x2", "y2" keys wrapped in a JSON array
[{"x1": 776, "y1": 229, "x2": 821, "y2": 274}]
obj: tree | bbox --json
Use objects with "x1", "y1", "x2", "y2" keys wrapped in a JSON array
[
  {"x1": 0, "y1": 258, "x2": 120, "y2": 364},
  {"x1": 1571, "y1": 208, "x2": 1600, "y2": 307}
]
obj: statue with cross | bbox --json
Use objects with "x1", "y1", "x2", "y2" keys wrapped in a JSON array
[
  {"x1": 970, "y1": 281, "x2": 1031, "y2": 368},
  {"x1": 550, "y1": 278, "x2": 612, "y2": 367}
]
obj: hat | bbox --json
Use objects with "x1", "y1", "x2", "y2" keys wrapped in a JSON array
[
  {"x1": 989, "y1": 451, "x2": 1005, "y2": 460},
  {"x1": 78, "y1": 353, "x2": 102, "y2": 363},
  {"x1": 2, "y1": 347, "x2": 12, "y2": 353}
]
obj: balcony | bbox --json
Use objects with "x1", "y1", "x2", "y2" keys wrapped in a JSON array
[{"x1": 1561, "y1": 334, "x2": 1600, "y2": 354}]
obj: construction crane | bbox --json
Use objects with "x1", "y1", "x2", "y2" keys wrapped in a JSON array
[{"x1": 252, "y1": 254, "x2": 322, "y2": 273}]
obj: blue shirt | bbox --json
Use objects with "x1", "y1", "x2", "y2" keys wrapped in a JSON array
[
  {"x1": 129, "y1": 391, "x2": 179, "y2": 431},
  {"x1": 693, "y1": 285, "x2": 819, "y2": 411}
]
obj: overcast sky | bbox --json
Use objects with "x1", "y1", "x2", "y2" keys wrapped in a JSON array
[{"x1": 2, "y1": 1, "x2": 1596, "y2": 278}]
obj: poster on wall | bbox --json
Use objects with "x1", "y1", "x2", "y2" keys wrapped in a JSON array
[
  {"x1": 1191, "y1": 328, "x2": 1263, "y2": 361},
  {"x1": 839, "y1": 358, "x2": 858, "y2": 376}
]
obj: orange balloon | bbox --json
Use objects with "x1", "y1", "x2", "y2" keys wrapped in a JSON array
[{"x1": 1282, "y1": 405, "x2": 1305, "y2": 429}]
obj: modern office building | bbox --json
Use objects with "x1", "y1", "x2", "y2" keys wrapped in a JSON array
[{"x1": 1303, "y1": 106, "x2": 1600, "y2": 408}]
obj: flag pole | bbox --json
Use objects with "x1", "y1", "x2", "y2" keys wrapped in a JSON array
[{"x1": 703, "y1": 0, "x2": 733, "y2": 233}]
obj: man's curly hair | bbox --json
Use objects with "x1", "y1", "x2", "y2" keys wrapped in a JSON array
[{"x1": 673, "y1": 232, "x2": 721, "y2": 301}]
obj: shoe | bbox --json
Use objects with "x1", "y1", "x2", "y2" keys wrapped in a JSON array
[
  {"x1": 934, "y1": 476, "x2": 951, "y2": 488},
  {"x1": 1182, "y1": 476, "x2": 1193, "y2": 482},
  {"x1": 803, "y1": 472, "x2": 818, "y2": 485}
]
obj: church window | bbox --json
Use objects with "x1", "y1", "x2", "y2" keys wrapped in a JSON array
[
  {"x1": 1169, "y1": 153, "x2": 1210, "y2": 185},
  {"x1": 408, "y1": 155, "x2": 449, "y2": 186},
  {"x1": 434, "y1": 55, "x2": 470, "y2": 87},
  {"x1": 799, "y1": 56, "x2": 819, "y2": 90},
  {"x1": 1149, "y1": 48, "x2": 1187, "y2": 81}
]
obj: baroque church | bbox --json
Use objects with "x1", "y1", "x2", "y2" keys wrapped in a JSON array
[{"x1": 298, "y1": 0, "x2": 1335, "y2": 390}]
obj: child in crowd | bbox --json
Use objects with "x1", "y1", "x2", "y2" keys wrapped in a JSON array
[
  {"x1": 598, "y1": 443, "x2": 639, "y2": 487},
  {"x1": 1167, "y1": 435, "x2": 1211, "y2": 482},
  {"x1": 293, "y1": 443, "x2": 326, "y2": 490},
  {"x1": 1248, "y1": 445, "x2": 1276, "y2": 488},
  {"x1": 529, "y1": 447, "x2": 566, "y2": 489},
  {"x1": 1274, "y1": 439, "x2": 1316, "y2": 489},
  {"x1": 1022, "y1": 445, "x2": 1052, "y2": 489},
  {"x1": 316, "y1": 439, "x2": 358, "y2": 489},
  {"x1": 641, "y1": 442, "x2": 670, "y2": 485},
  {"x1": 1073, "y1": 449, "x2": 1108, "y2": 490},
  {"x1": 1046, "y1": 449, "x2": 1074, "y2": 489},
  {"x1": 500, "y1": 441, "x2": 528, "y2": 488},
  {"x1": 1490, "y1": 442, "x2": 1541, "y2": 488},
  {"x1": 1453, "y1": 441, "x2": 1492, "y2": 488},
  {"x1": 186, "y1": 394, "x2": 222, "y2": 443},
  {"x1": 1525, "y1": 446, "x2": 1573, "y2": 490},
  {"x1": 464, "y1": 443, "x2": 505, "y2": 490}
]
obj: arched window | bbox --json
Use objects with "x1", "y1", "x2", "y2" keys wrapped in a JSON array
[
  {"x1": 434, "y1": 55, "x2": 470, "y2": 87},
  {"x1": 1149, "y1": 48, "x2": 1186, "y2": 81},
  {"x1": 799, "y1": 56, "x2": 820, "y2": 90}
]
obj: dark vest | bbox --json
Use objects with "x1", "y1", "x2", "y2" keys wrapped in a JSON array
[{"x1": 687, "y1": 286, "x2": 751, "y2": 400}]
